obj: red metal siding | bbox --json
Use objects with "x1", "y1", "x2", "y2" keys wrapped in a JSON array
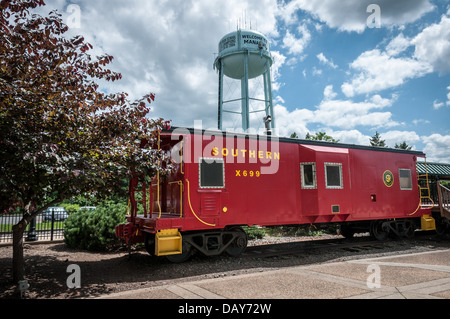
[{"x1": 135, "y1": 131, "x2": 427, "y2": 234}]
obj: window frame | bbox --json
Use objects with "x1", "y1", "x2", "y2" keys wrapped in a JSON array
[
  {"x1": 324, "y1": 162, "x2": 343, "y2": 189},
  {"x1": 300, "y1": 162, "x2": 317, "y2": 189},
  {"x1": 398, "y1": 168, "x2": 413, "y2": 190},
  {"x1": 198, "y1": 157, "x2": 225, "y2": 189}
]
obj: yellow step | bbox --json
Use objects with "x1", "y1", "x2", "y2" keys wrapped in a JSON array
[
  {"x1": 155, "y1": 229, "x2": 182, "y2": 256},
  {"x1": 421, "y1": 215, "x2": 436, "y2": 231}
]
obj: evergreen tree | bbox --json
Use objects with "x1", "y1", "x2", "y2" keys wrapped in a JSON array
[
  {"x1": 305, "y1": 132, "x2": 339, "y2": 143},
  {"x1": 370, "y1": 132, "x2": 386, "y2": 147},
  {"x1": 395, "y1": 141, "x2": 412, "y2": 150}
]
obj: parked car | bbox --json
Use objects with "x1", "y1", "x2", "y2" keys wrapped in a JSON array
[
  {"x1": 79, "y1": 206, "x2": 96, "y2": 211},
  {"x1": 43, "y1": 207, "x2": 69, "y2": 221}
]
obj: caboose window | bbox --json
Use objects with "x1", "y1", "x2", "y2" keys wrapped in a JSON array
[
  {"x1": 199, "y1": 158, "x2": 225, "y2": 188},
  {"x1": 300, "y1": 163, "x2": 317, "y2": 189},
  {"x1": 399, "y1": 169, "x2": 412, "y2": 190},
  {"x1": 325, "y1": 163, "x2": 343, "y2": 189}
]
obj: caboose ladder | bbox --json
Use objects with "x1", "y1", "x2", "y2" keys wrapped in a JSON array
[
  {"x1": 417, "y1": 157, "x2": 434, "y2": 207},
  {"x1": 414, "y1": 158, "x2": 436, "y2": 230}
]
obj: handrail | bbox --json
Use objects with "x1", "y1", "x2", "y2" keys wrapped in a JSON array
[
  {"x1": 180, "y1": 140, "x2": 184, "y2": 175},
  {"x1": 156, "y1": 133, "x2": 162, "y2": 219},
  {"x1": 440, "y1": 183, "x2": 450, "y2": 193},
  {"x1": 438, "y1": 183, "x2": 450, "y2": 219}
]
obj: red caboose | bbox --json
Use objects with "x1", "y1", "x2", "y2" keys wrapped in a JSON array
[{"x1": 115, "y1": 128, "x2": 434, "y2": 261}]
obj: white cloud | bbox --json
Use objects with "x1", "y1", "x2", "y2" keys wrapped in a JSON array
[
  {"x1": 38, "y1": 0, "x2": 282, "y2": 129},
  {"x1": 277, "y1": 0, "x2": 434, "y2": 33},
  {"x1": 323, "y1": 85, "x2": 337, "y2": 100},
  {"x1": 312, "y1": 67, "x2": 322, "y2": 76},
  {"x1": 448, "y1": 88, "x2": 450, "y2": 106},
  {"x1": 273, "y1": 104, "x2": 312, "y2": 138},
  {"x1": 326, "y1": 129, "x2": 370, "y2": 145},
  {"x1": 385, "y1": 33, "x2": 411, "y2": 56},
  {"x1": 433, "y1": 86, "x2": 450, "y2": 110},
  {"x1": 282, "y1": 24, "x2": 311, "y2": 56},
  {"x1": 342, "y1": 10, "x2": 450, "y2": 98},
  {"x1": 333, "y1": 129, "x2": 421, "y2": 150},
  {"x1": 413, "y1": 119, "x2": 430, "y2": 125},
  {"x1": 422, "y1": 134, "x2": 450, "y2": 163},
  {"x1": 317, "y1": 53, "x2": 337, "y2": 69},
  {"x1": 273, "y1": 88, "x2": 399, "y2": 138},
  {"x1": 413, "y1": 12, "x2": 450, "y2": 74},
  {"x1": 433, "y1": 100, "x2": 445, "y2": 110},
  {"x1": 382, "y1": 130, "x2": 421, "y2": 148},
  {"x1": 314, "y1": 94, "x2": 399, "y2": 129},
  {"x1": 341, "y1": 48, "x2": 432, "y2": 97},
  {"x1": 270, "y1": 50, "x2": 287, "y2": 91}
]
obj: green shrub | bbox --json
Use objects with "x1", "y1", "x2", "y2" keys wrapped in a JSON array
[
  {"x1": 60, "y1": 203, "x2": 80, "y2": 215},
  {"x1": 64, "y1": 201, "x2": 127, "y2": 251},
  {"x1": 243, "y1": 226, "x2": 265, "y2": 239},
  {"x1": 265, "y1": 225, "x2": 325, "y2": 237}
]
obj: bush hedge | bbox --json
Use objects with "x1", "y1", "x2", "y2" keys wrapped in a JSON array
[{"x1": 64, "y1": 201, "x2": 127, "y2": 251}]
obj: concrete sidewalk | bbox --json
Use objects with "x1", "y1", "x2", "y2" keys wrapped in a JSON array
[{"x1": 97, "y1": 249, "x2": 450, "y2": 299}]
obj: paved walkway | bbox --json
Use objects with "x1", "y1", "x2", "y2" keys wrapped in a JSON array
[{"x1": 98, "y1": 249, "x2": 450, "y2": 299}]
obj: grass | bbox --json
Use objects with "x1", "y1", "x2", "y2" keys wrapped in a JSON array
[
  {"x1": 243, "y1": 225, "x2": 339, "y2": 239},
  {"x1": 0, "y1": 220, "x2": 66, "y2": 232}
]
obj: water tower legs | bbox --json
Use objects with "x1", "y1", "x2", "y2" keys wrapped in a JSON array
[
  {"x1": 217, "y1": 56, "x2": 275, "y2": 132},
  {"x1": 241, "y1": 52, "x2": 250, "y2": 131},
  {"x1": 263, "y1": 69, "x2": 275, "y2": 130},
  {"x1": 218, "y1": 59, "x2": 224, "y2": 131}
]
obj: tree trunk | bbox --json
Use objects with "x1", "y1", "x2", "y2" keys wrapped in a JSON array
[
  {"x1": 11, "y1": 199, "x2": 61, "y2": 283},
  {"x1": 12, "y1": 221, "x2": 26, "y2": 283}
]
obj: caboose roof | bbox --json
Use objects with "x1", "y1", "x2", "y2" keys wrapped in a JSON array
[{"x1": 165, "y1": 127, "x2": 426, "y2": 157}]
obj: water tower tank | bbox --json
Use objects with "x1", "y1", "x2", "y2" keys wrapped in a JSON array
[
  {"x1": 214, "y1": 29, "x2": 275, "y2": 132},
  {"x1": 216, "y1": 30, "x2": 273, "y2": 79}
]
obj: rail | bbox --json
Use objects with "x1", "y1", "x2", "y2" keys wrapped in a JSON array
[{"x1": 437, "y1": 183, "x2": 450, "y2": 220}]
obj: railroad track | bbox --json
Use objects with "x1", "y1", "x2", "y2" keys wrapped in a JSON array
[{"x1": 241, "y1": 236, "x2": 395, "y2": 259}]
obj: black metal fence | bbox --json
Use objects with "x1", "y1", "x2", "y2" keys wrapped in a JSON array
[{"x1": 0, "y1": 208, "x2": 67, "y2": 243}]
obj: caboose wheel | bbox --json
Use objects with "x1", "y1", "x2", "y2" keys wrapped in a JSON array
[
  {"x1": 338, "y1": 224, "x2": 355, "y2": 239},
  {"x1": 144, "y1": 233, "x2": 155, "y2": 256},
  {"x1": 166, "y1": 241, "x2": 193, "y2": 263},
  {"x1": 370, "y1": 220, "x2": 389, "y2": 241},
  {"x1": 403, "y1": 221, "x2": 415, "y2": 239},
  {"x1": 225, "y1": 227, "x2": 248, "y2": 257},
  {"x1": 435, "y1": 215, "x2": 449, "y2": 236}
]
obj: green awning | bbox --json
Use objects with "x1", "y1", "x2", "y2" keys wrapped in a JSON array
[{"x1": 417, "y1": 162, "x2": 450, "y2": 178}]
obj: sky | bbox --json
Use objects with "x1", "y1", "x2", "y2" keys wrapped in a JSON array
[{"x1": 38, "y1": 0, "x2": 450, "y2": 163}]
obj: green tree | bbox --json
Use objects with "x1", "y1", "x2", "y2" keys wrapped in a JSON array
[
  {"x1": 305, "y1": 132, "x2": 339, "y2": 143},
  {"x1": 0, "y1": 1, "x2": 170, "y2": 282},
  {"x1": 395, "y1": 141, "x2": 412, "y2": 150},
  {"x1": 370, "y1": 131, "x2": 386, "y2": 147},
  {"x1": 290, "y1": 132, "x2": 299, "y2": 138}
]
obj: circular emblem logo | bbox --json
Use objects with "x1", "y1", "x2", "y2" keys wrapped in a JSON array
[{"x1": 383, "y1": 170, "x2": 394, "y2": 187}]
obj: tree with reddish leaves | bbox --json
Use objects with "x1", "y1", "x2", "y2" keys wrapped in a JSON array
[{"x1": 0, "y1": 0, "x2": 171, "y2": 283}]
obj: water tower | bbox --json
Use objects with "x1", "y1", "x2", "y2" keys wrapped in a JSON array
[{"x1": 214, "y1": 29, "x2": 275, "y2": 133}]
